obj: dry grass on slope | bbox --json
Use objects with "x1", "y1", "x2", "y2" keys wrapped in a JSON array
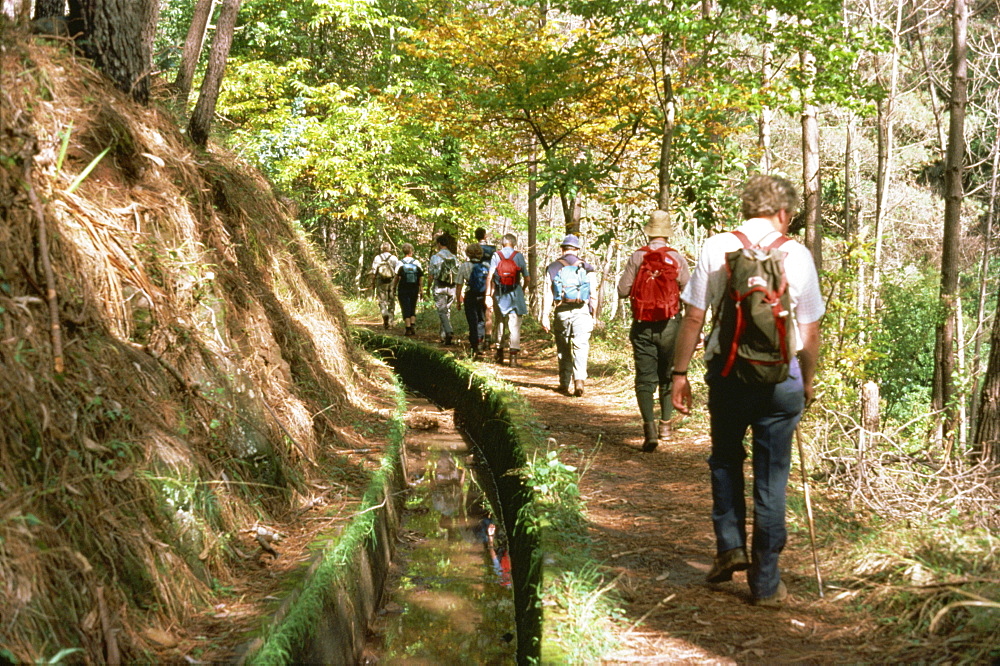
[{"x1": 1, "y1": 36, "x2": 393, "y2": 663}]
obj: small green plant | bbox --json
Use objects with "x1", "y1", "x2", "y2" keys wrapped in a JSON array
[{"x1": 65, "y1": 145, "x2": 111, "y2": 194}]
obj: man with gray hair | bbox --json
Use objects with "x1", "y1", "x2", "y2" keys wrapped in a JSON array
[
  {"x1": 485, "y1": 233, "x2": 529, "y2": 367},
  {"x1": 671, "y1": 174, "x2": 824, "y2": 607}
]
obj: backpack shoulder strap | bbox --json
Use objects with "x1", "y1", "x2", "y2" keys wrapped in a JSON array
[
  {"x1": 731, "y1": 230, "x2": 752, "y2": 249},
  {"x1": 765, "y1": 235, "x2": 790, "y2": 251}
]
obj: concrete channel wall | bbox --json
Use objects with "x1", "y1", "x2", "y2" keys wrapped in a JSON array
[{"x1": 241, "y1": 331, "x2": 541, "y2": 664}]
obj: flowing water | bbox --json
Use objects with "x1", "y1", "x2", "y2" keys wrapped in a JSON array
[{"x1": 364, "y1": 395, "x2": 517, "y2": 664}]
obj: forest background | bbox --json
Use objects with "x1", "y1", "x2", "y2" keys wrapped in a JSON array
[
  {"x1": 152, "y1": 0, "x2": 999, "y2": 466},
  {"x1": 2, "y1": 0, "x2": 999, "y2": 660}
]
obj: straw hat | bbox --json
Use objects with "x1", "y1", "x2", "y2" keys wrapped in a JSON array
[{"x1": 644, "y1": 210, "x2": 673, "y2": 238}]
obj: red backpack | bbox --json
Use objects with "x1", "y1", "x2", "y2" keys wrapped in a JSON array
[
  {"x1": 496, "y1": 250, "x2": 522, "y2": 288},
  {"x1": 629, "y1": 246, "x2": 680, "y2": 322}
]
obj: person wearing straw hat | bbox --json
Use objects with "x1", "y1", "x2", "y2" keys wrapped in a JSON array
[
  {"x1": 617, "y1": 210, "x2": 691, "y2": 451},
  {"x1": 541, "y1": 234, "x2": 598, "y2": 396},
  {"x1": 670, "y1": 174, "x2": 824, "y2": 607}
]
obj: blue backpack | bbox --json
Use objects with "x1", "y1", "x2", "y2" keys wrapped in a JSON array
[
  {"x1": 467, "y1": 262, "x2": 489, "y2": 295},
  {"x1": 552, "y1": 258, "x2": 590, "y2": 303},
  {"x1": 399, "y1": 257, "x2": 420, "y2": 284}
]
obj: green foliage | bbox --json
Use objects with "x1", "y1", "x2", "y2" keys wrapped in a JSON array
[{"x1": 869, "y1": 268, "x2": 940, "y2": 419}]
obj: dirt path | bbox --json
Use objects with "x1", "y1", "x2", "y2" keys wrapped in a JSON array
[{"x1": 393, "y1": 323, "x2": 897, "y2": 663}]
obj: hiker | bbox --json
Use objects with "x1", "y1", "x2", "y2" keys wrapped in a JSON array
[
  {"x1": 541, "y1": 234, "x2": 598, "y2": 396},
  {"x1": 671, "y1": 174, "x2": 824, "y2": 607},
  {"x1": 475, "y1": 227, "x2": 496, "y2": 345},
  {"x1": 428, "y1": 234, "x2": 459, "y2": 345},
  {"x1": 617, "y1": 210, "x2": 691, "y2": 451},
  {"x1": 393, "y1": 242, "x2": 423, "y2": 336},
  {"x1": 485, "y1": 233, "x2": 529, "y2": 367},
  {"x1": 456, "y1": 243, "x2": 489, "y2": 356},
  {"x1": 370, "y1": 242, "x2": 399, "y2": 329}
]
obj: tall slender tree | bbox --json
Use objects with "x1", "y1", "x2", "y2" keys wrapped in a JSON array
[
  {"x1": 800, "y1": 46, "x2": 822, "y2": 267},
  {"x1": 188, "y1": 0, "x2": 241, "y2": 147},
  {"x1": 973, "y1": 289, "x2": 1000, "y2": 464},
  {"x1": 174, "y1": 0, "x2": 216, "y2": 105},
  {"x1": 932, "y1": 0, "x2": 969, "y2": 443}
]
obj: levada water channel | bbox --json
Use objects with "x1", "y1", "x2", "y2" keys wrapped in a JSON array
[{"x1": 363, "y1": 393, "x2": 517, "y2": 663}]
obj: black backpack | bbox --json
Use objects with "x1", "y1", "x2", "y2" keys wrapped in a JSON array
[{"x1": 715, "y1": 230, "x2": 794, "y2": 384}]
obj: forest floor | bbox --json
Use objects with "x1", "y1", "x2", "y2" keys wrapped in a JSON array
[{"x1": 373, "y1": 314, "x2": 914, "y2": 664}]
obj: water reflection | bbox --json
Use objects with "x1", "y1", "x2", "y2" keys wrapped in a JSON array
[{"x1": 367, "y1": 396, "x2": 516, "y2": 664}]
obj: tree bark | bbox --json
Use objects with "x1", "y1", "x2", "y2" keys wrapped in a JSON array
[
  {"x1": 969, "y1": 126, "x2": 999, "y2": 437},
  {"x1": 188, "y1": 0, "x2": 241, "y2": 147},
  {"x1": 75, "y1": 0, "x2": 160, "y2": 104},
  {"x1": 33, "y1": 0, "x2": 65, "y2": 19},
  {"x1": 174, "y1": 0, "x2": 215, "y2": 106},
  {"x1": 528, "y1": 151, "x2": 538, "y2": 311},
  {"x1": 932, "y1": 0, "x2": 968, "y2": 442},
  {"x1": 800, "y1": 48, "x2": 822, "y2": 268},
  {"x1": 758, "y1": 9, "x2": 776, "y2": 173},
  {"x1": 973, "y1": 285, "x2": 1000, "y2": 465}
]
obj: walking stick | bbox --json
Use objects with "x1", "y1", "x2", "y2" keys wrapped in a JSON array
[{"x1": 795, "y1": 425, "x2": 824, "y2": 598}]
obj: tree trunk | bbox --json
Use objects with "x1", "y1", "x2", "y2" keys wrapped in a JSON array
[
  {"x1": 799, "y1": 48, "x2": 822, "y2": 268},
  {"x1": 859, "y1": 381, "x2": 880, "y2": 485},
  {"x1": 188, "y1": 0, "x2": 241, "y2": 147},
  {"x1": 969, "y1": 125, "x2": 999, "y2": 438},
  {"x1": 933, "y1": 0, "x2": 968, "y2": 441},
  {"x1": 973, "y1": 285, "x2": 1000, "y2": 465},
  {"x1": 528, "y1": 151, "x2": 538, "y2": 311},
  {"x1": 174, "y1": 0, "x2": 215, "y2": 106},
  {"x1": 656, "y1": 63, "x2": 674, "y2": 211},
  {"x1": 1, "y1": 0, "x2": 28, "y2": 21},
  {"x1": 76, "y1": 0, "x2": 160, "y2": 104},
  {"x1": 33, "y1": 0, "x2": 65, "y2": 19},
  {"x1": 758, "y1": 10, "x2": 776, "y2": 173}
]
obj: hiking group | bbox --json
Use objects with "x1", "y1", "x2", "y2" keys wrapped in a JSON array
[{"x1": 369, "y1": 174, "x2": 824, "y2": 607}]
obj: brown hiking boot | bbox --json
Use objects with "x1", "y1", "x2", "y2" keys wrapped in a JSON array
[
  {"x1": 494, "y1": 347, "x2": 505, "y2": 364},
  {"x1": 509, "y1": 350, "x2": 519, "y2": 367},
  {"x1": 705, "y1": 547, "x2": 750, "y2": 583},
  {"x1": 574, "y1": 379, "x2": 585, "y2": 397},
  {"x1": 753, "y1": 580, "x2": 788, "y2": 607},
  {"x1": 640, "y1": 421, "x2": 659, "y2": 452},
  {"x1": 658, "y1": 419, "x2": 672, "y2": 442}
]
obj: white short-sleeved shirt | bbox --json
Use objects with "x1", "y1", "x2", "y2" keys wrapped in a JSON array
[
  {"x1": 371, "y1": 252, "x2": 399, "y2": 276},
  {"x1": 681, "y1": 218, "x2": 825, "y2": 360}
]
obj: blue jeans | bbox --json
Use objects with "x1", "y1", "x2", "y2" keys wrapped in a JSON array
[{"x1": 706, "y1": 356, "x2": 804, "y2": 599}]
